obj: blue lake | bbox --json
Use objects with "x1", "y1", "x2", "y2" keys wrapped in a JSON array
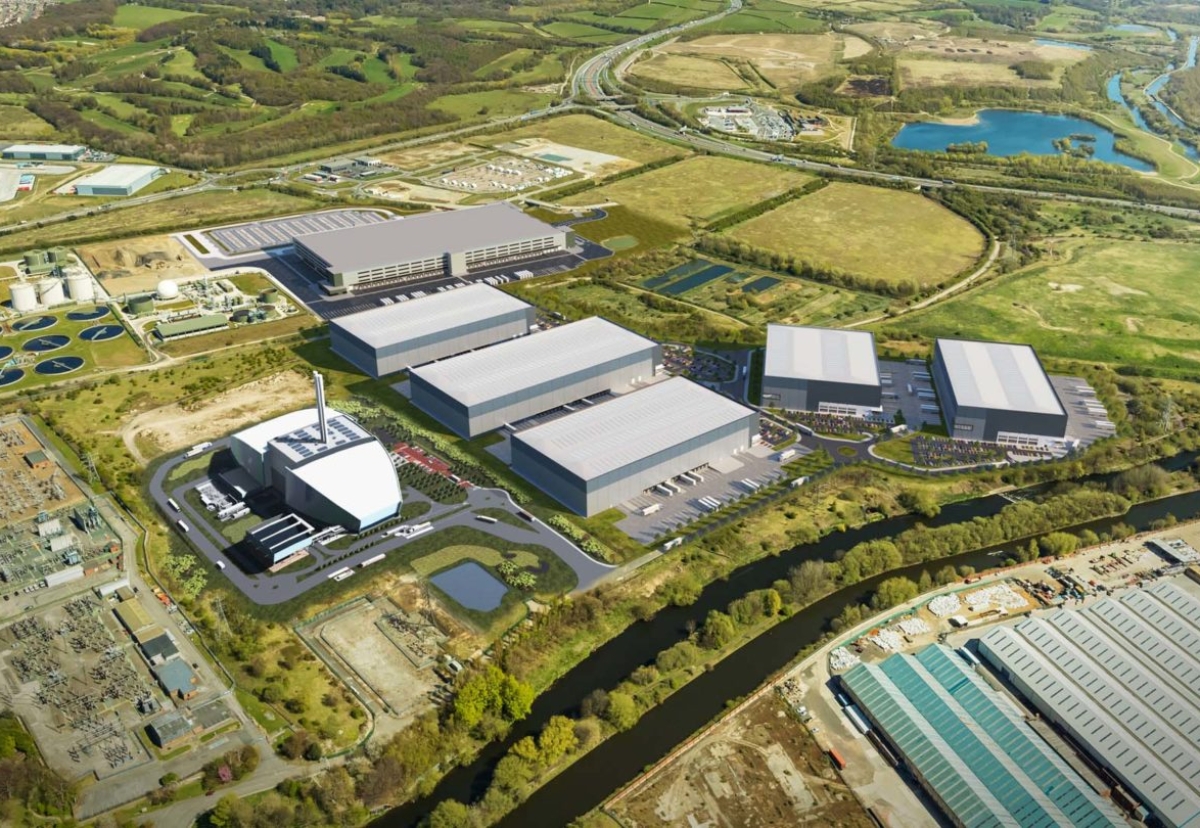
[
  {"x1": 1034, "y1": 38, "x2": 1092, "y2": 51},
  {"x1": 431, "y1": 561, "x2": 508, "y2": 611},
  {"x1": 1110, "y1": 23, "x2": 1159, "y2": 34},
  {"x1": 891, "y1": 109, "x2": 1154, "y2": 171}
]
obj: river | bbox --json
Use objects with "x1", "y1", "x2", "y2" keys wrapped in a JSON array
[
  {"x1": 374, "y1": 456, "x2": 1198, "y2": 827},
  {"x1": 1107, "y1": 36, "x2": 1200, "y2": 159}
]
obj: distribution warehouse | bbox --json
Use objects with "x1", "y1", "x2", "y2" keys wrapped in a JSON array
[
  {"x1": 511, "y1": 377, "x2": 757, "y2": 516},
  {"x1": 229, "y1": 373, "x2": 400, "y2": 531},
  {"x1": 1, "y1": 143, "x2": 86, "y2": 161},
  {"x1": 329, "y1": 284, "x2": 534, "y2": 377},
  {"x1": 761, "y1": 325, "x2": 882, "y2": 416},
  {"x1": 410, "y1": 317, "x2": 660, "y2": 438},
  {"x1": 841, "y1": 645, "x2": 1127, "y2": 828},
  {"x1": 293, "y1": 202, "x2": 570, "y2": 293},
  {"x1": 977, "y1": 579, "x2": 1200, "y2": 828},
  {"x1": 931, "y1": 338, "x2": 1068, "y2": 448},
  {"x1": 71, "y1": 164, "x2": 163, "y2": 196}
]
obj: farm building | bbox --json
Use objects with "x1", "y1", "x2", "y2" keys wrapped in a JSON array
[
  {"x1": 511, "y1": 377, "x2": 757, "y2": 516},
  {"x1": 1, "y1": 143, "x2": 86, "y2": 161},
  {"x1": 72, "y1": 164, "x2": 163, "y2": 196},
  {"x1": 761, "y1": 325, "x2": 882, "y2": 416},
  {"x1": 329, "y1": 284, "x2": 534, "y2": 378},
  {"x1": 245, "y1": 513, "x2": 316, "y2": 566},
  {"x1": 931, "y1": 338, "x2": 1068, "y2": 448},
  {"x1": 410, "y1": 317, "x2": 660, "y2": 438},
  {"x1": 229, "y1": 373, "x2": 400, "y2": 531},
  {"x1": 841, "y1": 644, "x2": 1127, "y2": 828},
  {"x1": 293, "y1": 202, "x2": 570, "y2": 293},
  {"x1": 977, "y1": 579, "x2": 1200, "y2": 828}
]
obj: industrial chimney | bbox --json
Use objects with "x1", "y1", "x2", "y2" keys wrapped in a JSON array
[{"x1": 313, "y1": 371, "x2": 329, "y2": 444}]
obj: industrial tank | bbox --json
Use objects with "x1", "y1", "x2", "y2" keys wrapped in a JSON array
[
  {"x1": 156, "y1": 279, "x2": 180, "y2": 301},
  {"x1": 65, "y1": 273, "x2": 95, "y2": 303},
  {"x1": 127, "y1": 293, "x2": 155, "y2": 315},
  {"x1": 36, "y1": 277, "x2": 65, "y2": 306},
  {"x1": 259, "y1": 287, "x2": 279, "y2": 305},
  {"x1": 10, "y1": 282, "x2": 37, "y2": 313}
]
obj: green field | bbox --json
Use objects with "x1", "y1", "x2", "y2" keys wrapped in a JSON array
[
  {"x1": 429, "y1": 89, "x2": 556, "y2": 119},
  {"x1": 562, "y1": 156, "x2": 813, "y2": 228},
  {"x1": 725, "y1": 183, "x2": 985, "y2": 291},
  {"x1": 113, "y1": 5, "x2": 201, "y2": 30},
  {"x1": 878, "y1": 238, "x2": 1200, "y2": 376},
  {"x1": 0, "y1": 105, "x2": 56, "y2": 138},
  {"x1": 484, "y1": 113, "x2": 686, "y2": 165},
  {"x1": 541, "y1": 21, "x2": 628, "y2": 41}
]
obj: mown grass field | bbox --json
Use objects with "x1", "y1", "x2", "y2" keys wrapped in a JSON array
[
  {"x1": 562, "y1": 156, "x2": 813, "y2": 228},
  {"x1": 630, "y1": 52, "x2": 749, "y2": 90},
  {"x1": 877, "y1": 238, "x2": 1200, "y2": 376},
  {"x1": 112, "y1": 5, "x2": 201, "y2": 29},
  {"x1": 725, "y1": 183, "x2": 984, "y2": 290},
  {"x1": 429, "y1": 89, "x2": 556, "y2": 119},
  {"x1": 483, "y1": 113, "x2": 686, "y2": 165},
  {"x1": 0, "y1": 105, "x2": 56, "y2": 138}
]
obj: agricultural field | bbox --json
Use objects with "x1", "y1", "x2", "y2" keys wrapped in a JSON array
[
  {"x1": 112, "y1": 5, "x2": 201, "y2": 30},
  {"x1": 428, "y1": 89, "x2": 556, "y2": 120},
  {"x1": 654, "y1": 32, "x2": 872, "y2": 88},
  {"x1": 896, "y1": 35, "x2": 1091, "y2": 89},
  {"x1": 630, "y1": 51, "x2": 749, "y2": 90},
  {"x1": 560, "y1": 156, "x2": 814, "y2": 228},
  {"x1": 724, "y1": 183, "x2": 985, "y2": 291},
  {"x1": 482, "y1": 114, "x2": 686, "y2": 166},
  {"x1": 689, "y1": 0, "x2": 826, "y2": 35},
  {"x1": 0, "y1": 105, "x2": 55, "y2": 138},
  {"x1": 878, "y1": 238, "x2": 1200, "y2": 376}
]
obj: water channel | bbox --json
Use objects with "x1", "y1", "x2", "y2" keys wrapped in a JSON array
[{"x1": 374, "y1": 454, "x2": 1199, "y2": 827}]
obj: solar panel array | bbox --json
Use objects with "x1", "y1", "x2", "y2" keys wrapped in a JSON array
[
  {"x1": 978, "y1": 580, "x2": 1200, "y2": 828},
  {"x1": 842, "y1": 644, "x2": 1126, "y2": 828},
  {"x1": 272, "y1": 415, "x2": 369, "y2": 463}
]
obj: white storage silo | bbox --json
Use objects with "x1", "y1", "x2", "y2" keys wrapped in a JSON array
[
  {"x1": 66, "y1": 273, "x2": 95, "y2": 303},
  {"x1": 10, "y1": 282, "x2": 37, "y2": 313},
  {"x1": 156, "y1": 279, "x2": 180, "y2": 301},
  {"x1": 37, "y1": 277, "x2": 66, "y2": 306}
]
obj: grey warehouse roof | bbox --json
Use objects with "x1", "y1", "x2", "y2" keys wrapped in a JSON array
[
  {"x1": 764, "y1": 324, "x2": 880, "y2": 386},
  {"x1": 514, "y1": 377, "x2": 754, "y2": 480},
  {"x1": 978, "y1": 579, "x2": 1200, "y2": 828},
  {"x1": 412, "y1": 317, "x2": 656, "y2": 407},
  {"x1": 73, "y1": 164, "x2": 160, "y2": 188},
  {"x1": 937, "y1": 338, "x2": 1065, "y2": 416},
  {"x1": 842, "y1": 644, "x2": 1126, "y2": 828},
  {"x1": 329, "y1": 284, "x2": 530, "y2": 350},
  {"x1": 294, "y1": 202, "x2": 561, "y2": 273}
]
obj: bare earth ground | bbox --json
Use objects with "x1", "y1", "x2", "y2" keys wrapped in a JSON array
[
  {"x1": 117, "y1": 370, "x2": 314, "y2": 463},
  {"x1": 657, "y1": 33, "x2": 870, "y2": 86},
  {"x1": 377, "y1": 141, "x2": 481, "y2": 171},
  {"x1": 79, "y1": 234, "x2": 209, "y2": 295},
  {"x1": 898, "y1": 35, "x2": 1089, "y2": 88},
  {"x1": 366, "y1": 181, "x2": 473, "y2": 205},
  {"x1": 846, "y1": 20, "x2": 944, "y2": 42},
  {"x1": 631, "y1": 52, "x2": 747, "y2": 90},
  {"x1": 608, "y1": 693, "x2": 873, "y2": 827},
  {"x1": 500, "y1": 138, "x2": 637, "y2": 177}
]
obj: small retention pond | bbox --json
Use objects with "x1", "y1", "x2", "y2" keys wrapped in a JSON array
[{"x1": 891, "y1": 108, "x2": 1153, "y2": 171}]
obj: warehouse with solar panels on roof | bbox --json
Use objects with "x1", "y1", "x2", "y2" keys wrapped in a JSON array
[
  {"x1": 511, "y1": 377, "x2": 757, "y2": 516},
  {"x1": 761, "y1": 325, "x2": 882, "y2": 417},
  {"x1": 841, "y1": 643, "x2": 1128, "y2": 828},
  {"x1": 977, "y1": 579, "x2": 1200, "y2": 828},
  {"x1": 932, "y1": 338, "x2": 1069, "y2": 449},
  {"x1": 293, "y1": 202, "x2": 571, "y2": 293},
  {"x1": 329, "y1": 284, "x2": 534, "y2": 378},
  {"x1": 410, "y1": 317, "x2": 660, "y2": 438}
]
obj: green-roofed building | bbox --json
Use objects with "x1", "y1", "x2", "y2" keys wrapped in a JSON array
[
  {"x1": 155, "y1": 314, "x2": 228, "y2": 341},
  {"x1": 841, "y1": 644, "x2": 1126, "y2": 828}
]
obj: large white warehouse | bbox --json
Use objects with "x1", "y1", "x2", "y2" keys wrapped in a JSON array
[
  {"x1": 294, "y1": 202, "x2": 570, "y2": 293},
  {"x1": 329, "y1": 284, "x2": 534, "y2": 378},
  {"x1": 761, "y1": 325, "x2": 882, "y2": 417},
  {"x1": 229, "y1": 373, "x2": 400, "y2": 531}
]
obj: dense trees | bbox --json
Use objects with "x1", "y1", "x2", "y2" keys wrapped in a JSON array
[{"x1": 452, "y1": 665, "x2": 535, "y2": 730}]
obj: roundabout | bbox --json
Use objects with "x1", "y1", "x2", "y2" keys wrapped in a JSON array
[
  {"x1": 22, "y1": 334, "x2": 71, "y2": 353},
  {"x1": 0, "y1": 368, "x2": 23, "y2": 387},
  {"x1": 67, "y1": 306, "x2": 111, "y2": 322},
  {"x1": 80, "y1": 325, "x2": 124, "y2": 342},
  {"x1": 12, "y1": 315, "x2": 57, "y2": 332},
  {"x1": 34, "y1": 356, "x2": 84, "y2": 376}
]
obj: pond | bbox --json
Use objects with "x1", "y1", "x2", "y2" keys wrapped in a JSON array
[
  {"x1": 891, "y1": 109, "x2": 1154, "y2": 171},
  {"x1": 431, "y1": 561, "x2": 508, "y2": 611},
  {"x1": 1110, "y1": 23, "x2": 1159, "y2": 34},
  {"x1": 1033, "y1": 38, "x2": 1092, "y2": 51}
]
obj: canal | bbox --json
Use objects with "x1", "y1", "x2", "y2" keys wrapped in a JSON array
[{"x1": 375, "y1": 458, "x2": 1199, "y2": 827}]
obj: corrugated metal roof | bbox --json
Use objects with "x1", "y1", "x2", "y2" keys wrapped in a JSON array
[
  {"x1": 977, "y1": 580, "x2": 1200, "y2": 828},
  {"x1": 330, "y1": 283, "x2": 530, "y2": 349},
  {"x1": 412, "y1": 317, "x2": 656, "y2": 407},
  {"x1": 2, "y1": 143, "x2": 84, "y2": 155},
  {"x1": 936, "y1": 339, "x2": 1065, "y2": 416},
  {"x1": 843, "y1": 644, "x2": 1127, "y2": 828},
  {"x1": 294, "y1": 202, "x2": 562, "y2": 273},
  {"x1": 73, "y1": 164, "x2": 160, "y2": 188},
  {"x1": 156, "y1": 314, "x2": 228, "y2": 338},
  {"x1": 764, "y1": 324, "x2": 880, "y2": 387},
  {"x1": 512, "y1": 377, "x2": 754, "y2": 481}
]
